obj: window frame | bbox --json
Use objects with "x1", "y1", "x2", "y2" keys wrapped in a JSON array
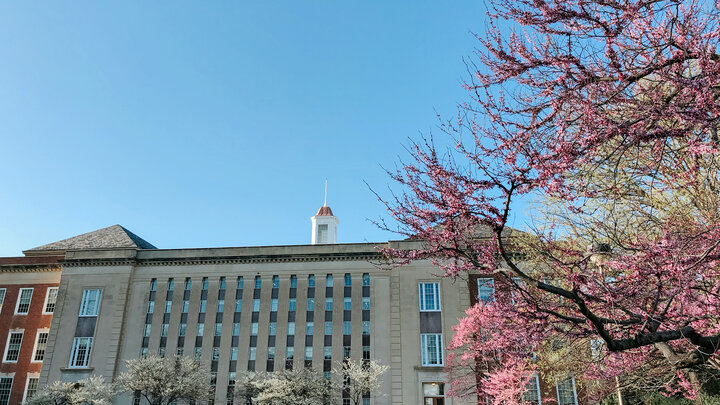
[
  {"x1": 476, "y1": 278, "x2": 496, "y2": 303},
  {"x1": 555, "y1": 376, "x2": 578, "y2": 405},
  {"x1": 3, "y1": 330, "x2": 24, "y2": 363},
  {"x1": 0, "y1": 288, "x2": 6, "y2": 312},
  {"x1": 68, "y1": 337, "x2": 93, "y2": 368},
  {"x1": 418, "y1": 282, "x2": 441, "y2": 312},
  {"x1": 523, "y1": 374, "x2": 542, "y2": 404},
  {"x1": 0, "y1": 376, "x2": 13, "y2": 405},
  {"x1": 420, "y1": 333, "x2": 444, "y2": 367},
  {"x1": 78, "y1": 289, "x2": 102, "y2": 317},
  {"x1": 23, "y1": 375, "x2": 39, "y2": 404},
  {"x1": 43, "y1": 287, "x2": 59, "y2": 314},
  {"x1": 15, "y1": 288, "x2": 34, "y2": 315},
  {"x1": 31, "y1": 329, "x2": 50, "y2": 363}
]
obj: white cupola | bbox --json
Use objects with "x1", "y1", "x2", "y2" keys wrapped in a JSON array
[{"x1": 311, "y1": 181, "x2": 338, "y2": 244}]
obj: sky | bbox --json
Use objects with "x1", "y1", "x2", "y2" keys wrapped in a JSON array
[{"x1": 0, "y1": 1, "x2": 494, "y2": 255}]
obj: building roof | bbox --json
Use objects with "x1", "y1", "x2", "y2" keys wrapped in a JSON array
[
  {"x1": 315, "y1": 206, "x2": 334, "y2": 216},
  {"x1": 24, "y1": 225, "x2": 157, "y2": 255}
]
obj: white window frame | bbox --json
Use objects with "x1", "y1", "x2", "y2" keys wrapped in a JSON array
[
  {"x1": 15, "y1": 288, "x2": 33, "y2": 315},
  {"x1": 3, "y1": 330, "x2": 24, "y2": 363},
  {"x1": 522, "y1": 374, "x2": 542, "y2": 404},
  {"x1": 555, "y1": 376, "x2": 578, "y2": 405},
  {"x1": 0, "y1": 288, "x2": 6, "y2": 312},
  {"x1": 477, "y1": 278, "x2": 495, "y2": 303},
  {"x1": 78, "y1": 289, "x2": 102, "y2": 317},
  {"x1": 0, "y1": 376, "x2": 13, "y2": 405},
  {"x1": 420, "y1": 333, "x2": 444, "y2": 367},
  {"x1": 43, "y1": 287, "x2": 59, "y2": 314},
  {"x1": 31, "y1": 329, "x2": 50, "y2": 363},
  {"x1": 22, "y1": 374, "x2": 39, "y2": 404},
  {"x1": 418, "y1": 282, "x2": 441, "y2": 312},
  {"x1": 68, "y1": 337, "x2": 93, "y2": 368}
]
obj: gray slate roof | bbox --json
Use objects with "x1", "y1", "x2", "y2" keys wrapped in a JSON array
[{"x1": 25, "y1": 225, "x2": 157, "y2": 252}]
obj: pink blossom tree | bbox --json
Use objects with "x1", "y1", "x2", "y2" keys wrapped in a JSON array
[{"x1": 376, "y1": 0, "x2": 720, "y2": 402}]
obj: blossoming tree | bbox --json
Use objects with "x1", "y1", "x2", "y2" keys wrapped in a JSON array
[{"x1": 377, "y1": 0, "x2": 720, "y2": 401}]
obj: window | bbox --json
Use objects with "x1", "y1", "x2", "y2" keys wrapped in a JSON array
[
  {"x1": 362, "y1": 321, "x2": 370, "y2": 335},
  {"x1": 16, "y1": 288, "x2": 33, "y2": 314},
  {"x1": 290, "y1": 275, "x2": 297, "y2": 288},
  {"x1": 194, "y1": 347, "x2": 202, "y2": 359},
  {"x1": 24, "y1": 376, "x2": 39, "y2": 403},
  {"x1": 344, "y1": 297, "x2": 352, "y2": 310},
  {"x1": 419, "y1": 282, "x2": 441, "y2": 311},
  {"x1": 185, "y1": 278, "x2": 192, "y2": 290},
  {"x1": 308, "y1": 275, "x2": 315, "y2": 287},
  {"x1": 4, "y1": 331, "x2": 23, "y2": 362},
  {"x1": 202, "y1": 277, "x2": 209, "y2": 290},
  {"x1": 0, "y1": 289, "x2": 5, "y2": 311},
  {"x1": 168, "y1": 278, "x2": 175, "y2": 291},
  {"x1": 267, "y1": 347, "x2": 275, "y2": 360},
  {"x1": 317, "y1": 224, "x2": 328, "y2": 243},
  {"x1": 254, "y1": 276, "x2": 262, "y2": 289},
  {"x1": 141, "y1": 347, "x2": 148, "y2": 357},
  {"x1": 215, "y1": 323, "x2": 222, "y2": 336},
  {"x1": 272, "y1": 276, "x2": 279, "y2": 288},
  {"x1": 219, "y1": 277, "x2": 226, "y2": 290},
  {"x1": 477, "y1": 278, "x2": 495, "y2": 303},
  {"x1": 343, "y1": 346, "x2": 351, "y2": 359},
  {"x1": 69, "y1": 337, "x2": 93, "y2": 368},
  {"x1": 248, "y1": 347, "x2": 256, "y2": 361},
  {"x1": 251, "y1": 323, "x2": 258, "y2": 336},
  {"x1": 324, "y1": 321, "x2": 333, "y2": 335},
  {"x1": 144, "y1": 324, "x2": 152, "y2": 337},
  {"x1": 271, "y1": 299, "x2": 278, "y2": 312},
  {"x1": 420, "y1": 334, "x2": 443, "y2": 366},
  {"x1": 0, "y1": 377, "x2": 12, "y2": 405},
  {"x1": 252, "y1": 299, "x2": 260, "y2": 312},
  {"x1": 523, "y1": 375, "x2": 541, "y2": 404},
  {"x1": 200, "y1": 300, "x2": 207, "y2": 313},
  {"x1": 217, "y1": 300, "x2": 224, "y2": 313},
  {"x1": 158, "y1": 347, "x2": 166, "y2": 357},
  {"x1": 197, "y1": 323, "x2": 205, "y2": 336},
  {"x1": 325, "y1": 298, "x2": 333, "y2": 311},
  {"x1": 182, "y1": 300, "x2": 189, "y2": 313},
  {"x1": 326, "y1": 275, "x2": 334, "y2": 287},
  {"x1": 165, "y1": 301, "x2": 172, "y2": 313},
  {"x1": 343, "y1": 321, "x2": 351, "y2": 335},
  {"x1": 236, "y1": 276, "x2": 244, "y2": 289},
  {"x1": 344, "y1": 274, "x2": 352, "y2": 287},
  {"x1": 147, "y1": 301, "x2": 155, "y2": 314},
  {"x1": 179, "y1": 324, "x2": 187, "y2": 336},
  {"x1": 44, "y1": 287, "x2": 59, "y2": 313},
  {"x1": 233, "y1": 323, "x2": 240, "y2": 336},
  {"x1": 324, "y1": 346, "x2": 332, "y2": 359},
  {"x1": 307, "y1": 298, "x2": 315, "y2": 311},
  {"x1": 306, "y1": 322, "x2": 314, "y2": 335},
  {"x1": 235, "y1": 299, "x2": 242, "y2": 312},
  {"x1": 269, "y1": 322, "x2": 277, "y2": 336},
  {"x1": 288, "y1": 298, "x2": 296, "y2": 312},
  {"x1": 150, "y1": 279, "x2": 157, "y2": 291},
  {"x1": 362, "y1": 398, "x2": 370, "y2": 405},
  {"x1": 79, "y1": 289, "x2": 102, "y2": 316},
  {"x1": 231, "y1": 347, "x2": 238, "y2": 361},
  {"x1": 422, "y1": 382, "x2": 445, "y2": 405},
  {"x1": 304, "y1": 346, "x2": 312, "y2": 361},
  {"x1": 362, "y1": 297, "x2": 370, "y2": 310},
  {"x1": 288, "y1": 322, "x2": 295, "y2": 335},
  {"x1": 213, "y1": 347, "x2": 220, "y2": 360},
  {"x1": 363, "y1": 346, "x2": 370, "y2": 360},
  {"x1": 33, "y1": 332, "x2": 49, "y2": 361},
  {"x1": 556, "y1": 377, "x2": 578, "y2": 405},
  {"x1": 362, "y1": 273, "x2": 370, "y2": 286}
]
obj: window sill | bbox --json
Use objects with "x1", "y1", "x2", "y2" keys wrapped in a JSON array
[
  {"x1": 61, "y1": 367, "x2": 94, "y2": 372},
  {"x1": 415, "y1": 365, "x2": 444, "y2": 370}
]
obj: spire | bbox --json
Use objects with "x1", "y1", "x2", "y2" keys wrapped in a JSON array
[{"x1": 324, "y1": 179, "x2": 328, "y2": 207}]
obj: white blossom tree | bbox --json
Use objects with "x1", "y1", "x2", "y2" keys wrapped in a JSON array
[
  {"x1": 27, "y1": 376, "x2": 114, "y2": 405},
  {"x1": 249, "y1": 368, "x2": 334, "y2": 405},
  {"x1": 115, "y1": 354, "x2": 212, "y2": 405},
  {"x1": 335, "y1": 360, "x2": 388, "y2": 405}
]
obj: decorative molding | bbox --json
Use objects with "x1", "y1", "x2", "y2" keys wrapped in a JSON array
[{"x1": 0, "y1": 265, "x2": 62, "y2": 273}]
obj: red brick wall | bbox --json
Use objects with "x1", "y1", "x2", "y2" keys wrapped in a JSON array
[{"x1": 0, "y1": 282, "x2": 58, "y2": 404}]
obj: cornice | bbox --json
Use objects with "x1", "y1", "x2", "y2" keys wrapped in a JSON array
[{"x1": 0, "y1": 264, "x2": 62, "y2": 273}]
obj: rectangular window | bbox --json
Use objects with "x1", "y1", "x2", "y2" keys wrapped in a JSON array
[
  {"x1": 248, "y1": 347, "x2": 256, "y2": 361},
  {"x1": 194, "y1": 347, "x2": 202, "y2": 359},
  {"x1": 4, "y1": 331, "x2": 23, "y2": 362},
  {"x1": 522, "y1": 375, "x2": 541, "y2": 404},
  {"x1": 197, "y1": 323, "x2": 204, "y2": 336},
  {"x1": 0, "y1": 377, "x2": 12, "y2": 405},
  {"x1": 251, "y1": 323, "x2": 258, "y2": 336},
  {"x1": 219, "y1": 276, "x2": 226, "y2": 290},
  {"x1": 147, "y1": 301, "x2": 155, "y2": 314},
  {"x1": 269, "y1": 322, "x2": 277, "y2": 336},
  {"x1": 215, "y1": 323, "x2": 222, "y2": 336},
  {"x1": 200, "y1": 300, "x2": 207, "y2": 313},
  {"x1": 325, "y1": 298, "x2": 333, "y2": 311},
  {"x1": 254, "y1": 276, "x2": 261, "y2": 289},
  {"x1": 141, "y1": 347, "x2": 149, "y2": 357},
  {"x1": 420, "y1": 334, "x2": 444, "y2": 366},
  {"x1": 306, "y1": 322, "x2": 314, "y2": 336},
  {"x1": 168, "y1": 278, "x2": 175, "y2": 291},
  {"x1": 423, "y1": 383, "x2": 445, "y2": 404},
  {"x1": 185, "y1": 278, "x2": 192, "y2": 290},
  {"x1": 24, "y1": 377, "x2": 39, "y2": 402},
  {"x1": 362, "y1": 273, "x2": 370, "y2": 286},
  {"x1": 271, "y1": 299, "x2": 278, "y2": 312},
  {"x1": 213, "y1": 347, "x2": 220, "y2": 360},
  {"x1": 556, "y1": 377, "x2": 578, "y2": 405},
  {"x1": 165, "y1": 301, "x2": 172, "y2": 313},
  {"x1": 202, "y1": 277, "x2": 209, "y2": 290},
  {"x1": 0, "y1": 289, "x2": 5, "y2": 311},
  {"x1": 235, "y1": 299, "x2": 242, "y2": 312},
  {"x1": 307, "y1": 298, "x2": 315, "y2": 311},
  {"x1": 363, "y1": 346, "x2": 370, "y2": 360},
  {"x1": 343, "y1": 346, "x2": 351, "y2": 359},
  {"x1": 286, "y1": 346, "x2": 294, "y2": 360},
  {"x1": 144, "y1": 324, "x2": 152, "y2": 337},
  {"x1": 69, "y1": 337, "x2": 93, "y2": 368},
  {"x1": 231, "y1": 347, "x2": 238, "y2": 361},
  {"x1": 304, "y1": 346, "x2": 312, "y2": 361},
  {"x1": 344, "y1": 297, "x2": 352, "y2": 310},
  {"x1": 236, "y1": 276, "x2": 244, "y2": 289},
  {"x1": 324, "y1": 321, "x2": 332, "y2": 335},
  {"x1": 288, "y1": 298, "x2": 296, "y2": 312},
  {"x1": 44, "y1": 287, "x2": 59, "y2": 313},
  {"x1": 79, "y1": 289, "x2": 102, "y2": 316},
  {"x1": 477, "y1": 278, "x2": 495, "y2": 303},
  {"x1": 16, "y1": 288, "x2": 33, "y2": 314},
  {"x1": 252, "y1": 299, "x2": 260, "y2": 312},
  {"x1": 233, "y1": 323, "x2": 240, "y2": 336},
  {"x1": 33, "y1": 332, "x2": 49, "y2": 361},
  {"x1": 419, "y1": 282, "x2": 441, "y2": 311},
  {"x1": 326, "y1": 275, "x2": 334, "y2": 287},
  {"x1": 288, "y1": 322, "x2": 295, "y2": 336},
  {"x1": 267, "y1": 347, "x2": 275, "y2": 360},
  {"x1": 217, "y1": 300, "x2": 224, "y2": 313},
  {"x1": 158, "y1": 347, "x2": 166, "y2": 358},
  {"x1": 362, "y1": 321, "x2": 370, "y2": 335},
  {"x1": 362, "y1": 297, "x2": 370, "y2": 310},
  {"x1": 290, "y1": 275, "x2": 297, "y2": 288},
  {"x1": 317, "y1": 224, "x2": 328, "y2": 243},
  {"x1": 308, "y1": 275, "x2": 315, "y2": 287},
  {"x1": 150, "y1": 279, "x2": 157, "y2": 291},
  {"x1": 272, "y1": 276, "x2": 279, "y2": 289},
  {"x1": 344, "y1": 274, "x2": 352, "y2": 287},
  {"x1": 343, "y1": 321, "x2": 351, "y2": 335},
  {"x1": 179, "y1": 324, "x2": 187, "y2": 336},
  {"x1": 324, "y1": 346, "x2": 332, "y2": 359},
  {"x1": 182, "y1": 300, "x2": 189, "y2": 313}
]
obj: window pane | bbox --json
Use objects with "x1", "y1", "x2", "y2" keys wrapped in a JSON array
[
  {"x1": 17, "y1": 288, "x2": 33, "y2": 314},
  {"x1": 70, "y1": 337, "x2": 93, "y2": 367},
  {"x1": 326, "y1": 275, "x2": 333, "y2": 287},
  {"x1": 34, "y1": 332, "x2": 49, "y2": 361},
  {"x1": 79, "y1": 289, "x2": 102, "y2": 316},
  {"x1": 45, "y1": 288, "x2": 59, "y2": 313},
  {"x1": 325, "y1": 298, "x2": 333, "y2": 311},
  {"x1": 477, "y1": 278, "x2": 495, "y2": 302},
  {"x1": 4, "y1": 332, "x2": 23, "y2": 361}
]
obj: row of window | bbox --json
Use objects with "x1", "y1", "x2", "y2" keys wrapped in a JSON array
[
  {"x1": 149, "y1": 274, "x2": 371, "y2": 293},
  {"x1": 0, "y1": 375, "x2": 39, "y2": 405},
  {"x1": 0, "y1": 287, "x2": 58, "y2": 315},
  {"x1": 418, "y1": 279, "x2": 503, "y2": 311},
  {"x1": 1, "y1": 330, "x2": 49, "y2": 363}
]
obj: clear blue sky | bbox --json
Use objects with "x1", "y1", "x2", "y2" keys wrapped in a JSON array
[{"x1": 0, "y1": 1, "x2": 492, "y2": 255}]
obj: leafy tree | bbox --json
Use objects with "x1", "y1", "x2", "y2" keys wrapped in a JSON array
[
  {"x1": 376, "y1": 0, "x2": 720, "y2": 402},
  {"x1": 115, "y1": 355, "x2": 212, "y2": 405},
  {"x1": 236, "y1": 368, "x2": 334, "y2": 405},
  {"x1": 335, "y1": 359, "x2": 388, "y2": 405},
  {"x1": 27, "y1": 377, "x2": 114, "y2": 405}
]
